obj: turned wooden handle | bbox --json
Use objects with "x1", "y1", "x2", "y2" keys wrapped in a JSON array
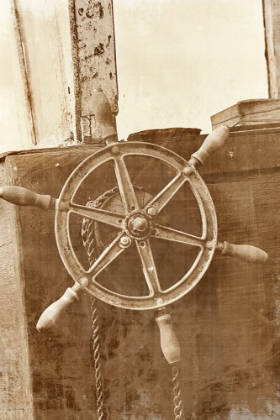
[
  {"x1": 156, "y1": 313, "x2": 180, "y2": 364},
  {"x1": 218, "y1": 241, "x2": 268, "y2": 264},
  {"x1": 0, "y1": 186, "x2": 54, "y2": 210},
  {"x1": 36, "y1": 281, "x2": 87, "y2": 332},
  {"x1": 191, "y1": 125, "x2": 230, "y2": 165}
]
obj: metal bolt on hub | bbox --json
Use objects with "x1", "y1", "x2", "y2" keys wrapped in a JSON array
[
  {"x1": 119, "y1": 236, "x2": 132, "y2": 248},
  {"x1": 147, "y1": 206, "x2": 157, "y2": 216}
]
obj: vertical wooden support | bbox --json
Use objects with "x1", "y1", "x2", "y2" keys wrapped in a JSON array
[
  {"x1": 11, "y1": 0, "x2": 37, "y2": 146},
  {"x1": 69, "y1": 0, "x2": 118, "y2": 142},
  {"x1": 13, "y1": 0, "x2": 76, "y2": 147},
  {"x1": 263, "y1": 0, "x2": 280, "y2": 98},
  {"x1": 0, "y1": 0, "x2": 37, "y2": 150}
]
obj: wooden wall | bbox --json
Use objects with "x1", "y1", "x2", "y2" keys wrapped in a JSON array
[
  {"x1": 1, "y1": 125, "x2": 280, "y2": 418},
  {"x1": 0, "y1": 164, "x2": 34, "y2": 419}
]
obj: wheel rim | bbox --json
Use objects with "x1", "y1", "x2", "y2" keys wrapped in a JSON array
[{"x1": 55, "y1": 142, "x2": 217, "y2": 310}]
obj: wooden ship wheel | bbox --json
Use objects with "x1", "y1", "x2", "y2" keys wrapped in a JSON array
[{"x1": 0, "y1": 90, "x2": 268, "y2": 419}]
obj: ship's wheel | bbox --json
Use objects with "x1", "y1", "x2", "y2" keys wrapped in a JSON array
[
  {"x1": 55, "y1": 141, "x2": 218, "y2": 310},
  {"x1": 0, "y1": 123, "x2": 268, "y2": 334}
]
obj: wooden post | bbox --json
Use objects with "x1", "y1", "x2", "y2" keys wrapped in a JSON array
[
  {"x1": 263, "y1": 0, "x2": 280, "y2": 98},
  {"x1": 13, "y1": 0, "x2": 76, "y2": 147},
  {"x1": 69, "y1": 0, "x2": 118, "y2": 142}
]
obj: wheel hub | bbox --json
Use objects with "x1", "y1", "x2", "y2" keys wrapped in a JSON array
[{"x1": 127, "y1": 213, "x2": 151, "y2": 238}]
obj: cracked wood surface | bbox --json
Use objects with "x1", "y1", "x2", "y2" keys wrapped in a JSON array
[
  {"x1": 0, "y1": 165, "x2": 34, "y2": 419},
  {"x1": 2, "y1": 127, "x2": 280, "y2": 418}
]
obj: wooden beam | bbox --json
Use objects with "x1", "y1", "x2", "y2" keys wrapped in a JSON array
[
  {"x1": 11, "y1": 0, "x2": 37, "y2": 146},
  {"x1": 14, "y1": 0, "x2": 76, "y2": 147},
  {"x1": 69, "y1": 0, "x2": 118, "y2": 142},
  {"x1": 263, "y1": 0, "x2": 280, "y2": 97}
]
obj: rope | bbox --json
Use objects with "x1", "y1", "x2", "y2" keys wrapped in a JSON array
[
  {"x1": 81, "y1": 187, "x2": 186, "y2": 420},
  {"x1": 81, "y1": 193, "x2": 117, "y2": 420},
  {"x1": 172, "y1": 364, "x2": 185, "y2": 420},
  {"x1": 90, "y1": 297, "x2": 104, "y2": 420}
]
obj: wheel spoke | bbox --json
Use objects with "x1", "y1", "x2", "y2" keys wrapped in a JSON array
[
  {"x1": 70, "y1": 202, "x2": 125, "y2": 228},
  {"x1": 113, "y1": 155, "x2": 139, "y2": 214},
  {"x1": 88, "y1": 233, "x2": 125, "y2": 277},
  {"x1": 136, "y1": 240, "x2": 161, "y2": 296},
  {"x1": 144, "y1": 172, "x2": 186, "y2": 215},
  {"x1": 152, "y1": 224, "x2": 205, "y2": 248}
]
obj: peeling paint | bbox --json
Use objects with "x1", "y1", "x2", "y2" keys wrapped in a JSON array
[{"x1": 71, "y1": 0, "x2": 118, "y2": 133}]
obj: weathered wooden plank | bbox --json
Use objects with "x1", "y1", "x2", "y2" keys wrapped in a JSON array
[
  {"x1": 129, "y1": 127, "x2": 280, "y2": 177},
  {"x1": 1, "y1": 125, "x2": 280, "y2": 178},
  {"x1": 263, "y1": 0, "x2": 280, "y2": 98},
  {"x1": 0, "y1": 164, "x2": 34, "y2": 419},
  {"x1": 211, "y1": 99, "x2": 280, "y2": 129},
  {"x1": 5, "y1": 153, "x2": 97, "y2": 419},
  {"x1": 70, "y1": 0, "x2": 118, "y2": 142},
  {"x1": 10, "y1": 0, "x2": 36, "y2": 146},
  {"x1": 3, "y1": 127, "x2": 280, "y2": 418},
  {"x1": 15, "y1": 0, "x2": 75, "y2": 145},
  {"x1": 0, "y1": 0, "x2": 36, "y2": 151},
  {"x1": 208, "y1": 180, "x2": 274, "y2": 417},
  {"x1": 2, "y1": 124, "x2": 280, "y2": 178}
]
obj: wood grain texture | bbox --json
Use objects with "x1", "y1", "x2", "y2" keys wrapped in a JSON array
[
  {"x1": 15, "y1": 0, "x2": 74, "y2": 145},
  {"x1": 0, "y1": 164, "x2": 34, "y2": 419},
  {"x1": 72, "y1": 0, "x2": 118, "y2": 115},
  {"x1": 263, "y1": 0, "x2": 280, "y2": 98},
  {"x1": 211, "y1": 99, "x2": 280, "y2": 129},
  {"x1": 70, "y1": 0, "x2": 118, "y2": 143},
  {"x1": 3, "y1": 127, "x2": 280, "y2": 418}
]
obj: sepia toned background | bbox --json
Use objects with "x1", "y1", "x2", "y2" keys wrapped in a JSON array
[
  {"x1": 0, "y1": 0, "x2": 267, "y2": 150},
  {"x1": 1, "y1": 1, "x2": 280, "y2": 420}
]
